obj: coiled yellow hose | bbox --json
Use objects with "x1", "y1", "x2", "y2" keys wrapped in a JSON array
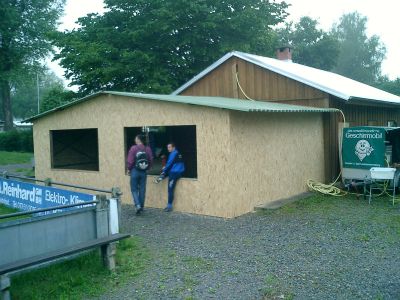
[{"x1": 306, "y1": 179, "x2": 347, "y2": 196}]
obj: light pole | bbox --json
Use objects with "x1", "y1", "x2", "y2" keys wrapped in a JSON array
[{"x1": 36, "y1": 73, "x2": 40, "y2": 113}]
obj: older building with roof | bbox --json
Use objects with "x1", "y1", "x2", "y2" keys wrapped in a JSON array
[{"x1": 173, "y1": 49, "x2": 400, "y2": 181}]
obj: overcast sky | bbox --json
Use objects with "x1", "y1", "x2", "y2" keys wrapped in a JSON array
[{"x1": 49, "y1": 0, "x2": 399, "y2": 88}]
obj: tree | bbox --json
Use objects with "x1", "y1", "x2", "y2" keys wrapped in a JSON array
[
  {"x1": 40, "y1": 85, "x2": 76, "y2": 113},
  {"x1": 0, "y1": 0, "x2": 65, "y2": 130},
  {"x1": 12, "y1": 69, "x2": 68, "y2": 119},
  {"x1": 10, "y1": 76, "x2": 40, "y2": 119},
  {"x1": 276, "y1": 17, "x2": 340, "y2": 70},
  {"x1": 332, "y1": 12, "x2": 386, "y2": 85},
  {"x1": 53, "y1": 0, "x2": 289, "y2": 94},
  {"x1": 375, "y1": 77, "x2": 400, "y2": 96}
]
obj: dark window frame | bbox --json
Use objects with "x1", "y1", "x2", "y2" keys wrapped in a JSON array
[{"x1": 50, "y1": 128, "x2": 100, "y2": 171}]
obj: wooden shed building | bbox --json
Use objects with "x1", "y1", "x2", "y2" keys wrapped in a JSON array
[
  {"x1": 173, "y1": 50, "x2": 400, "y2": 181},
  {"x1": 27, "y1": 92, "x2": 337, "y2": 218}
]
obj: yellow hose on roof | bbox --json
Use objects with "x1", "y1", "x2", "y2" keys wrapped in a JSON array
[{"x1": 235, "y1": 72, "x2": 255, "y2": 101}]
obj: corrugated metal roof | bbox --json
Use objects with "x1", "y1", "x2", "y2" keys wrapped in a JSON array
[
  {"x1": 24, "y1": 91, "x2": 337, "y2": 122},
  {"x1": 172, "y1": 51, "x2": 400, "y2": 104}
]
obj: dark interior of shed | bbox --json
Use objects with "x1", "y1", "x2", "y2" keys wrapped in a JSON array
[
  {"x1": 385, "y1": 128, "x2": 400, "y2": 165},
  {"x1": 50, "y1": 128, "x2": 99, "y2": 171},
  {"x1": 124, "y1": 125, "x2": 197, "y2": 178}
]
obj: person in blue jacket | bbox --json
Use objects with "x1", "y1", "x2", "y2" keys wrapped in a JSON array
[{"x1": 156, "y1": 142, "x2": 185, "y2": 212}]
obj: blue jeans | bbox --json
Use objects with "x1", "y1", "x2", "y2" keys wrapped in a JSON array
[
  {"x1": 168, "y1": 173, "x2": 181, "y2": 206},
  {"x1": 130, "y1": 169, "x2": 147, "y2": 208}
]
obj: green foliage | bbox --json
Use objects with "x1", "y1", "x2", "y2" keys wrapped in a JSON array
[
  {"x1": 276, "y1": 17, "x2": 340, "y2": 70},
  {"x1": 277, "y1": 12, "x2": 387, "y2": 86},
  {"x1": 332, "y1": 12, "x2": 386, "y2": 85},
  {"x1": 11, "y1": 70, "x2": 69, "y2": 118},
  {"x1": 9, "y1": 77, "x2": 39, "y2": 119},
  {"x1": 0, "y1": 0, "x2": 65, "y2": 129},
  {"x1": 11, "y1": 237, "x2": 149, "y2": 300},
  {"x1": 375, "y1": 77, "x2": 400, "y2": 96},
  {"x1": 0, "y1": 130, "x2": 33, "y2": 153},
  {"x1": 53, "y1": 0, "x2": 289, "y2": 94},
  {"x1": 40, "y1": 85, "x2": 77, "y2": 112},
  {"x1": 0, "y1": 1, "x2": 65, "y2": 75}
]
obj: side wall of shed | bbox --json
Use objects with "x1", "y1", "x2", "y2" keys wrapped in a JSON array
[
  {"x1": 33, "y1": 95, "x2": 236, "y2": 218},
  {"x1": 228, "y1": 112, "x2": 325, "y2": 214}
]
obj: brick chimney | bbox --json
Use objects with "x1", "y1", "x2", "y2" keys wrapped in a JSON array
[{"x1": 276, "y1": 46, "x2": 292, "y2": 62}]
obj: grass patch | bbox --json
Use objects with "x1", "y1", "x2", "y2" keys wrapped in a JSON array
[
  {"x1": 262, "y1": 274, "x2": 294, "y2": 300},
  {"x1": 0, "y1": 203, "x2": 18, "y2": 215},
  {"x1": 11, "y1": 237, "x2": 149, "y2": 300},
  {"x1": 258, "y1": 193, "x2": 400, "y2": 245},
  {"x1": 0, "y1": 203, "x2": 25, "y2": 223},
  {"x1": 182, "y1": 256, "x2": 214, "y2": 272},
  {"x1": 258, "y1": 193, "x2": 400, "y2": 217},
  {"x1": 0, "y1": 151, "x2": 33, "y2": 165},
  {"x1": 14, "y1": 167, "x2": 35, "y2": 177}
]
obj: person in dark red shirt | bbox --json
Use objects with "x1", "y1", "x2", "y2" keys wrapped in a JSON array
[{"x1": 127, "y1": 134, "x2": 153, "y2": 214}]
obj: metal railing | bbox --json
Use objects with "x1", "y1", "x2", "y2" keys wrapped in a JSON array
[
  {"x1": 3, "y1": 172, "x2": 114, "y2": 194},
  {"x1": 0, "y1": 200, "x2": 99, "y2": 220}
]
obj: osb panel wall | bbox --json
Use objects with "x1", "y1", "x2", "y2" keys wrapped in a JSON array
[
  {"x1": 33, "y1": 94, "x2": 235, "y2": 218},
  {"x1": 228, "y1": 111, "x2": 325, "y2": 216},
  {"x1": 180, "y1": 57, "x2": 330, "y2": 105}
]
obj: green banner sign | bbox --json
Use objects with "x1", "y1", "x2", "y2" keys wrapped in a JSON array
[{"x1": 342, "y1": 127, "x2": 386, "y2": 169}]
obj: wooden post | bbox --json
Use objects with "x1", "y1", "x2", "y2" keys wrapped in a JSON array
[
  {"x1": 338, "y1": 122, "x2": 349, "y2": 183},
  {"x1": 96, "y1": 194, "x2": 109, "y2": 238},
  {"x1": 96, "y1": 194, "x2": 117, "y2": 271},
  {"x1": 101, "y1": 243, "x2": 117, "y2": 271},
  {"x1": 323, "y1": 113, "x2": 331, "y2": 182}
]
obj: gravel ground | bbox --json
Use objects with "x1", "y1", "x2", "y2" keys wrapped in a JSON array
[{"x1": 100, "y1": 195, "x2": 400, "y2": 300}]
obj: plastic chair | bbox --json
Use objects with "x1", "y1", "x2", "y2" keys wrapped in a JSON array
[{"x1": 369, "y1": 167, "x2": 396, "y2": 205}]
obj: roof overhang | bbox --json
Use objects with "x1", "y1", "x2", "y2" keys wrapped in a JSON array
[
  {"x1": 23, "y1": 92, "x2": 105, "y2": 123},
  {"x1": 346, "y1": 96, "x2": 400, "y2": 107},
  {"x1": 23, "y1": 91, "x2": 339, "y2": 123}
]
